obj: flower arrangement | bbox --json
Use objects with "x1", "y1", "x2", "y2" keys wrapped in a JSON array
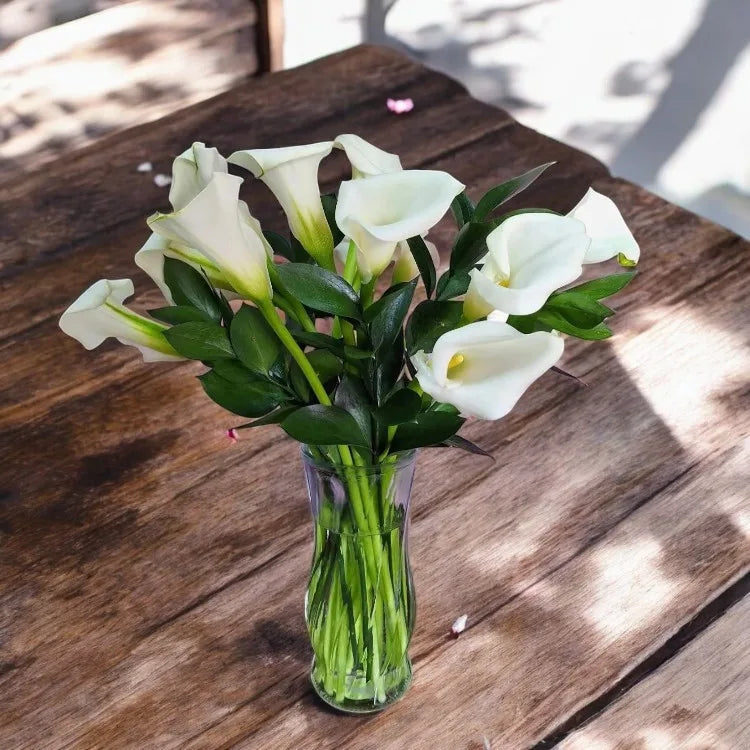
[{"x1": 59, "y1": 135, "x2": 639, "y2": 712}]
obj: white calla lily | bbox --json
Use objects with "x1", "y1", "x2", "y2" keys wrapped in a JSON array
[
  {"x1": 148, "y1": 172, "x2": 272, "y2": 302},
  {"x1": 411, "y1": 321, "x2": 563, "y2": 420},
  {"x1": 134, "y1": 233, "x2": 240, "y2": 303},
  {"x1": 392, "y1": 238, "x2": 439, "y2": 284},
  {"x1": 463, "y1": 213, "x2": 590, "y2": 320},
  {"x1": 228, "y1": 142, "x2": 335, "y2": 268},
  {"x1": 568, "y1": 188, "x2": 640, "y2": 265},
  {"x1": 335, "y1": 170, "x2": 464, "y2": 282},
  {"x1": 169, "y1": 142, "x2": 228, "y2": 211},
  {"x1": 59, "y1": 279, "x2": 183, "y2": 362},
  {"x1": 334, "y1": 134, "x2": 402, "y2": 178}
]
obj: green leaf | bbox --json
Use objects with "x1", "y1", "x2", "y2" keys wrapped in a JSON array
[
  {"x1": 280, "y1": 405, "x2": 370, "y2": 447},
  {"x1": 199, "y1": 371, "x2": 286, "y2": 417},
  {"x1": 148, "y1": 305, "x2": 213, "y2": 324},
  {"x1": 371, "y1": 332, "x2": 405, "y2": 404},
  {"x1": 321, "y1": 193, "x2": 345, "y2": 246},
  {"x1": 217, "y1": 291, "x2": 234, "y2": 326},
  {"x1": 442, "y1": 434, "x2": 493, "y2": 458},
  {"x1": 366, "y1": 279, "x2": 417, "y2": 352},
  {"x1": 560, "y1": 271, "x2": 636, "y2": 300},
  {"x1": 374, "y1": 388, "x2": 422, "y2": 426},
  {"x1": 263, "y1": 230, "x2": 294, "y2": 260},
  {"x1": 449, "y1": 221, "x2": 490, "y2": 273},
  {"x1": 545, "y1": 291, "x2": 614, "y2": 328},
  {"x1": 473, "y1": 162, "x2": 555, "y2": 221},
  {"x1": 390, "y1": 412, "x2": 465, "y2": 452},
  {"x1": 210, "y1": 359, "x2": 263, "y2": 383},
  {"x1": 275, "y1": 263, "x2": 362, "y2": 319},
  {"x1": 435, "y1": 270, "x2": 471, "y2": 301},
  {"x1": 307, "y1": 349, "x2": 343, "y2": 383},
  {"x1": 163, "y1": 257, "x2": 223, "y2": 323},
  {"x1": 406, "y1": 236, "x2": 437, "y2": 298},
  {"x1": 618, "y1": 253, "x2": 637, "y2": 268},
  {"x1": 163, "y1": 322, "x2": 235, "y2": 360},
  {"x1": 234, "y1": 405, "x2": 299, "y2": 429},
  {"x1": 289, "y1": 330, "x2": 372, "y2": 363},
  {"x1": 405, "y1": 300, "x2": 463, "y2": 354},
  {"x1": 334, "y1": 375, "x2": 373, "y2": 447},
  {"x1": 230, "y1": 305, "x2": 280, "y2": 375},
  {"x1": 450, "y1": 192, "x2": 475, "y2": 229},
  {"x1": 534, "y1": 310, "x2": 613, "y2": 339}
]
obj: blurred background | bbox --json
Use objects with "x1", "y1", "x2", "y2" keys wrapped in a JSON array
[{"x1": 2, "y1": 0, "x2": 749, "y2": 236}]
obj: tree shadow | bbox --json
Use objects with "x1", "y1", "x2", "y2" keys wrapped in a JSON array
[{"x1": 611, "y1": 0, "x2": 750, "y2": 185}]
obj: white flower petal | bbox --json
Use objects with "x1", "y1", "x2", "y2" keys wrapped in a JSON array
[
  {"x1": 569, "y1": 188, "x2": 640, "y2": 264},
  {"x1": 336, "y1": 170, "x2": 464, "y2": 281},
  {"x1": 465, "y1": 213, "x2": 589, "y2": 318},
  {"x1": 412, "y1": 321, "x2": 564, "y2": 420},
  {"x1": 169, "y1": 142, "x2": 228, "y2": 211},
  {"x1": 148, "y1": 172, "x2": 271, "y2": 302},
  {"x1": 334, "y1": 134, "x2": 402, "y2": 178},
  {"x1": 229, "y1": 143, "x2": 334, "y2": 267},
  {"x1": 59, "y1": 279, "x2": 182, "y2": 362},
  {"x1": 134, "y1": 233, "x2": 238, "y2": 302}
]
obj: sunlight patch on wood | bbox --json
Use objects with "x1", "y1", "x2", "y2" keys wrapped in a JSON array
[{"x1": 586, "y1": 538, "x2": 678, "y2": 642}]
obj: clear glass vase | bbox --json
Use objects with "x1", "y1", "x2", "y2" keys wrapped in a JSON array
[{"x1": 301, "y1": 446, "x2": 417, "y2": 713}]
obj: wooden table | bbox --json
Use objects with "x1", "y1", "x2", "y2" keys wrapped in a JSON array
[{"x1": 1, "y1": 45, "x2": 749, "y2": 749}]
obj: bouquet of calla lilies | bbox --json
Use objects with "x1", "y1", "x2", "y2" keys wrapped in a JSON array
[
  {"x1": 59, "y1": 135, "x2": 639, "y2": 711},
  {"x1": 60, "y1": 135, "x2": 638, "y2": 451}
]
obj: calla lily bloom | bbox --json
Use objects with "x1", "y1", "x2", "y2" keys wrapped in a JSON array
[
  {"x1": 228, "y1": 142, "x2": 335, "y2": 268},
  {"x1": 134, "y1": 233, "x2": 237, "y2": 303},
  {"x1": 568, "y1": 188, "x2": 640, "y2": 265},
  {"x1": 334, "y1": 134, "x2": 402, "y2": 178},
  {"x1": 148, "y1": 172, "x2": 272, "y2": 302},
  {"x1": 169, "y1": 142, "x2": 228, "y2": 211},
  {"x1": 411, "y1": 320, "x2": 563, "y2": 420},
  {"x1": 463, "y1": 213, "x2": 590, "y2": 320},
  {"x1": 59, "y1": 279, "x2": 183, "y2": 362},
  {"x1": 392, "y1": 238, "x2": 440, "y2": 284},
  {"x1": 335, "y1": 169, "x2": 464, "y2": 282}
]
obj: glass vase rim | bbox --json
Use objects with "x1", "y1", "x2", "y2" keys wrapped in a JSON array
[{"x1": 300, "y1": 445, "x2": 417, "y2": 473}]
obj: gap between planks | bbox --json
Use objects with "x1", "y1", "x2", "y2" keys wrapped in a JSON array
[{"x1": 534, "y1": 569, "x2": 750, "y2": 748}]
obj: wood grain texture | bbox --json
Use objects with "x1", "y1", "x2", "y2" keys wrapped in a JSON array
[
  {"x1": 0, "y1": 0, "x2": 259, "y2": 178},
  {"x1": 1, "y1": 45, "x2": 749, "y2": 749},
  {"x1": 561, "y1": 585, "x2": 750, "y2": 750}
]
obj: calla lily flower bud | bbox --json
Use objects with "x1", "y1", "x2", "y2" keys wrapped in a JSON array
[
  {"x1": 228, "y1": 143, "x2": 335, "y2": 268},
  {"x1": 148, "y1": 173, "x2": 272, "y2": 303},
  {"x1": 59, "y1": 279, "x2": 183, "y2": 362},
  {"x1": 335, "y1": 169, "x2": 464, "y2": 282}
]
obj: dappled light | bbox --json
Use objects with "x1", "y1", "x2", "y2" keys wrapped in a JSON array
[
  {"x1": 586, "y1": 539, "x2": 678, "y2": 642},
  {"x1": 0, "y1": 0, "x2": 256, "y2": 173},
  {"x1": 611, "y1": 306, "x2": 750, "y2": 455}
]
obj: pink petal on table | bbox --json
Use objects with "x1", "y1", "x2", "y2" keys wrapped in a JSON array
[
  {"x1": 451, "y1": 614, "x2": 468, "y2": 636},
  {"x1": 226, "y1": 428, "x2": 239, "y2": 443},
  {"x1": 387, "y1": 97, "x2": 414, "y2": 114}
]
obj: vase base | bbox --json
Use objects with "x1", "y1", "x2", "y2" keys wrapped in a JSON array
[{"x1": 310, "y1": 657, "x2": 413, "y2": 714}]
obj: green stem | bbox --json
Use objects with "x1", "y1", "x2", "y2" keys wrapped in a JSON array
[
  {"x1": 360, "y1": 279, "x2": 376, "y2": 309},
  {"x1": 258, "y1": 300, "x2": 331, "y2": 405}
]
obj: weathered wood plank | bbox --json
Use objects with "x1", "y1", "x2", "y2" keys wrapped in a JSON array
[
  {"x1": 231, "y1": 440, "x2": 750, "y2": 750},
  {"x1": 2, "y1": 237, "x2": 748, "y2": 747},
  {"x1": 0, "y1": 0, "x2": 258, "y2": 178},
  {"x1": 1, "y1": 45, "x2": 749, "y2": 749},
  {"x1": 560, "y1": 593, "x2": 750, "y2": 750}
]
